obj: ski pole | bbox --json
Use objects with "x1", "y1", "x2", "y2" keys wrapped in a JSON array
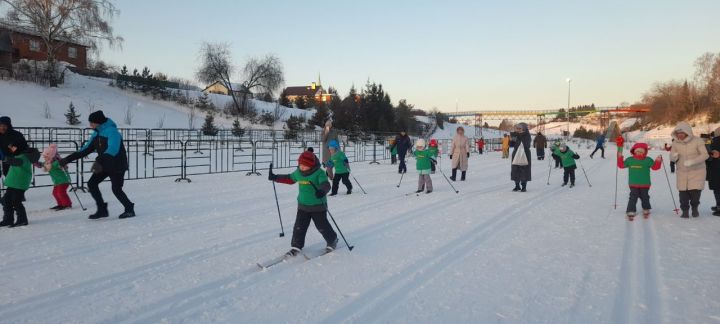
[
  {"x1": 439, "y1": 168, "x2": 460, "y2": 194},
  {"x1": 269, "y1": 163, "x2": 285, "y2": 237},
  {"x1": 308, "y1": 181, "x2": 354, "y2": 251},
  {"x1": 396, "y1": 172, "x2": 405, "y2": 188},
  {"x1": 546, "y1": 155, "x2": 553, "y2": 185},
  {"x1": 325, "y1": 204, "x2": 354, "y2": 251},
  {"x1": 578, "y1": 160, "x2": 592, "y2": 187},
  {"x1": 64, "y1": 170, "x2": 87, "y2": 211},
  {"x1": 614, "y1": 163, "x2": 619, "y2": 210},
  {"x1": 661, "y1": 160, "x2": 680, "y2": 215},
  {"x1": 352, "y1": 175, "x2": 367, "y2": 194}
]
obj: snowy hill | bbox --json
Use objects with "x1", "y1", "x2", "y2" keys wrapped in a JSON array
[
  {"x1": 431, "y1": 122, "x2": 506, "y2": 140},
  {"x1": 0, "y1": 72, "x2": 312, "y2": 129},
  {"x1": 0, "y1": 150, "x2": 718, "y2": 323}
]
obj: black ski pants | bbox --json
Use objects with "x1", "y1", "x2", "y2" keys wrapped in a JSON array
[
  {"x1": 291, "y1": 209, "x2": 337, "y2": 250},
  {"x1": 88, "y1": 171, "x2": 133, "y2": 209}
]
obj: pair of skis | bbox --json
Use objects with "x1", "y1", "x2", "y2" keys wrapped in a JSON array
[{"x1": 257, "y1": 248, "x2": 336, "y2": 270}]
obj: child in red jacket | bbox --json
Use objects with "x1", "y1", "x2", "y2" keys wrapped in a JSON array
[{"x1": 617, "y1": 142, "x2": 663, "y2": 221}]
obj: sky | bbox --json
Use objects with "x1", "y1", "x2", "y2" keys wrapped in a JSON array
[{"x1": 95, "y1": 0, "x2": 720, "y2": 113}]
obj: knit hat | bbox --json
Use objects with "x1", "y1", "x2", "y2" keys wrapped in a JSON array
[
  {"x1": 88, "y1": 110, "x2": 108, "y2": 124},
  {"x1": 327, "y1": 140, "x2": 340, "y2": 150},
  {"x1": 429, "y1": 139, "x2": 438, "y2": 147},
  {"x1": 42, "y1": 144, "x2": 58, "y2": 162},
  {"x1": 0, "y1": 116, "x2": 12, "y2": 127},
  {"x1": 298, "y1": 151, "x2": 317, "y2": 167},
  {"x1": 630, "y1": 142, "x2": 649, "y2": 157},
  {"x1": 415, "y1": 138, "x2": 426, "y2": 148}
]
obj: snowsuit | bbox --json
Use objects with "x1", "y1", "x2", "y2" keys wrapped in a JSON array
[
  {"x1": 670, "y1": 122, "x2": 709, "y2": 215},
  {"x1": 476, "y1": 139, "x2": 485, "y2": 154},
  {"x1": 552, "y1": 146, "x2": 580, "y2": 186},
  {"x1": 428, "y1": 145, "x2": 439, "y2": 173},
  {"x1": 40, "y1": 144, "x2": 72, "y2": 208},
  {"x1": 415, "y1": 149, "x2": 433, "y2": 192},
  {"x1": 510, "y1": 125, "x2": 532, "y2": 190},
  {"x1": 706, "y1": 128, "x2": 720, "y2": 210},
  {"x1": 450, "y1": 134, "x2": 470, "y2": 181},
  {"x1": 0, "y1": 117, "x2": 28, "y2": 176},
  {"x1": 321, "y1": 128, "x2": 339, "y2": 166},
  {"x1": 501, "y1": 136, "x2": 510, "y2": 159},
  {"x1": 389, "y1": 141, "x2": 398, "y2": 165},
  {"x1": 272, "y1": 164, "x2": 337, "y2": 250},
  {"x1": 327, "y1": 150, "x2": 352, "y2": 195},
  {"x1": 533, "y1": 134, "x2": 547, "y2": 160},
  {"x1": 61, "y1": 118, "x2": 134, "y2": 215},
  {"x1": 1, "y1": 149, "x2": 39, "y2": 227},
  {"x1": 394, "y1": 134, "x2": 412, "y2": 174},
  {"x1": 618, "y1": 143, "x2": 662, "y2": 214},
  {"x1": 590, "y1": 134, "x2": 606, "y2": 158}
]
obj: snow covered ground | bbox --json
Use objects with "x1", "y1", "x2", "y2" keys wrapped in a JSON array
[
  {"x1": 0, "y1": 72, "x2": 312, "y2": 129},
  {"x1": 0, "y1": 148, "x2": 718, "y2": 323}
]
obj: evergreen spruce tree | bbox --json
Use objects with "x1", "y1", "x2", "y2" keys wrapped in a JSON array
[
  {"x1": 65, "y1": 102, "x2": 81, "y2": 125},
  {"x1": 196, "y1": 92, "x2": 211, "y2": 110},
  {"x1": 232, "y1": 118, "x2": 244, "y2": 137},
  {"x1": 202, "y1": 112, "x2": 219, "y2": 136}
]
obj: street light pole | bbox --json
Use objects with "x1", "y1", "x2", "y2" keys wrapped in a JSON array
[{"x1": 566, "y1": 78, "x2": 572, "y2": 140}]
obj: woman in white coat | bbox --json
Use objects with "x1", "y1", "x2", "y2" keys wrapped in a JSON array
[
  {"x1": 449, "y1": 127, "x2": 470, "y2": 181},
  {"x1": 670, "y1": 122, "x2": 709, "y2": 218}
]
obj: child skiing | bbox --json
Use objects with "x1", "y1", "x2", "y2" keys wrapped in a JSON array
[
  {"x1": 617, "y1": 143, "x2": 663, "y2": 221},
  {"x1": 326, "y1": 140, "x2": 352, "y2": 196},
  {"x1": 39, "y1": 144, "x2": 72, "y2": 210},
  {"x1": 1, "y1": 141, "x2": 40, "y2": 227},
  {"x1": 414, "y1": 139, "x2": 433, "y2": 194},
  {"x1": 428, "y1": 138, "x2": 439, "y2": 174},
  {"x1": 551, "y1": 139, "x2": 563, "y2": 169},
  {"x1": 388, "y1": 139, "x2": 398, "y2": 165},
  {"x1": 552, "y1": 143, "x2": 580, "y2": 187},
  {"x1": 268, "y1": 151, "x2": 338, "y2": 256}
]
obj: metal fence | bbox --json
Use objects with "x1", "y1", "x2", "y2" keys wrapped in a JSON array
[
  {"x1": 1, "y1": 128, "x2": 397, "y2": 191},
  {"x1": 2, "y1": 127, "x2": 505, "y2": 191}
]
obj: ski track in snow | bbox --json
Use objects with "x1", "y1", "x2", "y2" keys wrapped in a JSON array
[{"x1": 1, "y1": 151, "x2": 719, "y2": 323}]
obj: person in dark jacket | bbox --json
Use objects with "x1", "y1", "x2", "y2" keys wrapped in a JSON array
[
  {"x1": 510, "y1": 123, "x2": 532, "y2": 192},
  {"x1": 533, "y1": 132, "x2": 547, "y2": 160},
  {"x1": 1, "y1": 141, "x2": 39, "y2": 227},
  {"x1": 60, "y1": 111, "x2": 135, "y2": 219},
  {"x1": 394, "y1": 131, "x2": 412, "y2": 174},
  {"x1": 0, "y1": 116, "x2": 29, "y2": 176},
  {"x1": 707, "y1": 127, "x2": 720, "y2": 216},
  {"x1": 590, "y1": 134, "x2": 606, "y2": 159}
]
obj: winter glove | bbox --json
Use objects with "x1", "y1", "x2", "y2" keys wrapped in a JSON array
[
  {"x1": 449, "y1": 154, "x2": 453, "y2": 159},
  {"x1": 315, "y1": 189, "x2": 326, "y2": 198},
  {"x1": 91, "y1": 161, "x2": 103, "y2": 174},
  {"x1": 268, "y1": 170, "x2": 277, "y2": 181},
  {"x1": 58, "y1": 157, "x2": 69, "y2": 167},
  {"x1": 467, "y1": 152, "x2": 470, "y2": 158},
  {"x1": 573, "y1": 154, "x2": 580, "y2": 159}
]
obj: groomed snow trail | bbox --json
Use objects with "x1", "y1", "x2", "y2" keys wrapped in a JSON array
[{"x1": 0, "y1": 150, "x2": 718, "y2": 323}]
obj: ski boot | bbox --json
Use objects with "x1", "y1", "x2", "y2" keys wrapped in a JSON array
[
  {"x1": 627, "y1": 212, "x2": 635, "y2": 221},
  {"x1": 346, "y1": 189, "x2": 352, "y2": 195},
  {"x1": 643, "y1": 210, "x2": 650, "y2": 219},
  {"x1": 285, "y1": 247, "x2": 302, "y2": 257},
  {"x1": 561, "y1": 182, "x2": 567, "y2": 187},
  {"x1": 680, "y1": 209, "x2": 690, "y2": 218},
  {"x1": 569, "y1": 183, "x2": 575, "y2": 188},
  {"x1": 325, "y1": 238, "x2": 339, "y2": 253},
  {"x1": 691, "y1": 206, "x2": 700, "y2": 218}
]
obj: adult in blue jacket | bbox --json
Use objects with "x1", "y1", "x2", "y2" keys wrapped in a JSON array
[
  {"x1": 590, "y1": 134, "x2": 606, "y2": 159},
  {"x1": 61, "y1": 111, "x2": 135, "y2": 219}
]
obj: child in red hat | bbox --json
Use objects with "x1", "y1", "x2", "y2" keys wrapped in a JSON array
[
  {"x1": 617, "y1": 142, "x2": 663, "y2": 221},
  {"x1": 268, "y1": 151, "x2": 338, "y2": 255}
]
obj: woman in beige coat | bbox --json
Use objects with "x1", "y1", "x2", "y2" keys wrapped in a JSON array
[
  {"x1": 449, "y1": 127, "x2": 470, "y2": 181},
  {"x1": 670, "y1": 122, "x2": 710, "y2": 218}
]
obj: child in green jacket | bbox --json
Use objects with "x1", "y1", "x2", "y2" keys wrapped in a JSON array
[
  {"x1": 552, "y1": 144, "x2": 580, "y2": 187},
  {"x1": 1, "y1": 142, "x2": 40, "y2": 227},
  {"x1": 40, "y1": 144, "x2": 72, "y2": 210},
  {"x1": 414, "y1": 139, "x2": 434, "y2": 194},
  {"x1": 326, "y1": 140, "x2": 352, "y2": 196},
  {"x1": 268, "y1": 151, "x2": 339, "y2": 255},
  {"x1": 617, "y1": 142, "x2": 663, "y2": 220}
]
